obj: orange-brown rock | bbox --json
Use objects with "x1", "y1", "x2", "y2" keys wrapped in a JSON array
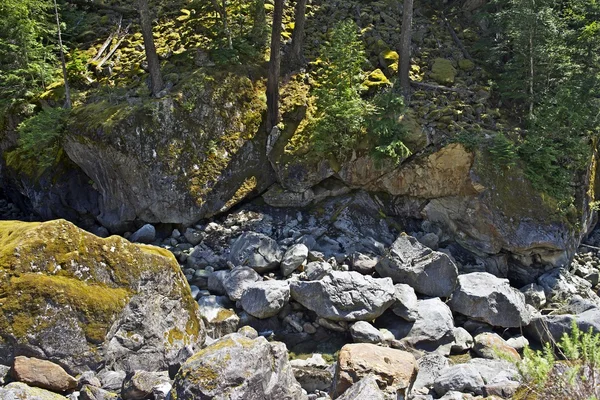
[
  {"x1": 12, "y1": 356, "x2": 77, "y2": 393},
  {"x1": 473, "y1": 332, "x2": 521, "y2": 362},
  {"x1": 333, "y1": 343, "x2": 418, "y2": 398}
]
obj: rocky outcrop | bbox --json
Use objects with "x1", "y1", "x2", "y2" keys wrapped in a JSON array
[
  {"x1": 64, "y1": 72, "x2": 273, "y2": 232},
  {"x1": 290, "y1": 271, "x2": 395, "y2": 321},
  {"x1": 0, "y1": 219, "x2": 204, "y2": 374},
  {"x1": 170, "y1": 333, "x2": 305, "y2": 400}
]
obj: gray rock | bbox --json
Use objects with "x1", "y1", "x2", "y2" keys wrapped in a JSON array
[
  {"x1": 281, "y1": 244, "x2": 309, "y2": 276},
  {"x1": 449, "y1": 272, "x2": 531, "y2": 328},
  {"x1": 337, "y1": 375, "x2": 386, "y2": 400},
  {"x1": 304, "y1": 261, "x2": 332, "y2": 280},
  {"x1": 207, "y1": 270, "x2": 229, "y2": 295},
  {"x1": 292, "y1": 366, "x2": 332, "y2": 393},
  {"x1": 80, "y1": 385, "x2": 119, "y2": 400},
  {"x1": 189, "y1": 285, "x2": 200, "y2": 300},
  {"x1": 121, "y1": 371, "x2": 170, "y2": 400},
  {"x1": 565, "y1": 295, "x2": 598, "y2": 314},
  {"x1": 419, "y1": 232, "x2": 440, "y2": 250},
  {"x1": 538, "y1": 268, "x2": 598, "y2": 304},
  {"x1": 222, "y1": 266, "x2": 261, "y2": 301},
  {"x1": 171, "y1": 333, "x2": 306, "y2": 400},
  {"x1": 350, "y1": 321, "x2": 385, "y2": 344},
  {"x1": 183, "y1": 228, "x2": 203, "y2": 246},
  {"x1": 290, "y1": 271, "x2": 395, "y2": 321},
  {"x1": 412, "y1": 353, "x2": 450, "y2": 392},
  {"x1": 229, "y1": 232, "x2": 283, "y2": 273},
  {"x1": 375, "y1": 235, "x2": 458, "y2": 297},
  {"x1": 451, "y1": 327, "x2": 474, "y2": 353},
  {"x1": 78, "y1": 371, "x2": 101, "y2": 389},
  {"x1": 381, "y1": 298, "x2": 455, "y2": 353},
  {"x1": 520, "y1": 283, "x2": 546, "y2": 309},
  {"x1": 98, "y1": 370, "x2": 126, "y2": 392},
  {"x1": 349, "y1": 253, "x2": 378, "y2": 275},
  {"x1": 237, "y1": 326, "x2": 258, "y2": 339},
  {"x1": 129, "y1": 224, "x2": 156, "y2": 244},
  {"x1": 391, "y1": 283, "x2": 419, "y2": 322},
  {"x1": 197, "y1": 296, "x2": 239, "y2": 339},
  {"x1": 433, "y1": 364, "x2": 485, "y2": 396},
  {"x1": 0, "y1": 382, "x2": 67, "y2": 400},
  {"x1": 506, "y1": 335, "x2": 529, "y2": 352},
  {"x1": 0, "y1": 364, "x2": 10, "y2": 385},
  {"x1": 526, "y1": 307, "x2": 600, "y2": 342},
  {"x1": 239, "y1": 280, "x2": 290, "y2": 319}
]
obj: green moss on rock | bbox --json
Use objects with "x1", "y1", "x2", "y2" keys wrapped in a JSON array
[{"x1": 431, "y1": 58, "x2": 457, "y2": 86}]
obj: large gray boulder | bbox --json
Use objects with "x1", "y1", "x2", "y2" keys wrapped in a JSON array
[
  {"x1": 526, "y1": 308, "x2": 600, "y2": 343},
  {"x1": 350, "y1": 321, "x2": 385, "y2": 344},
  {"x1": 222, "y1": 266, "x2": 261, "y2": 301},
  {"x1": 449, "y1": 272, "x2": 531, "y2": 328},
  {"x1": 290, "y1": 271, "x2": 395, "y2": 321},
  {"x1": 391, "y1": 283, "x2": 419, "y2": 321},
  {"x1": 170, "y1": 333, "x2": 305, "y2": 400},
  {"x1": 412, "y1": 353, "x2": 450, "y2": 393},
  {"x1": 375, "y1": 235, "x2": 458, "y2": 297},
  {"x1": 197, "y1": 296, "x2": 239, "y2": 339},
  {"x1": 228, "y1": 232, "x2": 283, "y2": 273},
  {"x1": 239, "y1": 280, "x2": 290, "y2": 319},
  {"x1": 337, "y1": 375, "x2": 386, "y2": 400},
  {"x1": 280, "y1": 244, "x2": 309, "y2": 276},
  {"x1": 129, "y1": 224, "x2": 156, "y2": 244}
]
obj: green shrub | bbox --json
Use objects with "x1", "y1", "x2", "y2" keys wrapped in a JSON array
[
  {"x1": 6, "y1": 107, "x2": 69, "y2": 176},
  {"x1": 310, "y1": 20, "x2": 375, "y2": 159},
  {"x1": 517, "y1": 321, "x2": 600, "y2": 400},
  {"x1": 367, "y1": 89, "x2": 411, "y2": 164}
]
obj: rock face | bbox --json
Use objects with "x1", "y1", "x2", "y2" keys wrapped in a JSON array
[
  {"x1": 12, "y1": 356, "x2": 77, "y2": 393},
  {"x1": 376, "y1": 235, "x2": 458, "y2": 297},
  {"x1": 333, "y1": 343, "x2": 417, "y2": 398},
  {"x1": 228, "y1": 232, "x2": 283, "y2": 273},
  {"x1": 170, "y1": 333, "x2": 305, "y2": 400},
  {"x1": 0, "y1": 220, "x2": 204, "y2": 374},
  {"x1": 449, "y1": 272, "x2": 531, "y2": 328},
  {"x1": 64, "y1": 74, "x2": 273, "y2": 232},
  {"x1": 290, "y1": 271, "x2": 395, "y2": 321}
]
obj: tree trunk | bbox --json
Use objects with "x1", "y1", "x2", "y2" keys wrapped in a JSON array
[
  {"x1": 53, "y1": 0, "x2": 71, "y2": 109},
  {"x1": 138, "y1": 0, "x2": 163, "y2": 97},
  {"x1": 398, "y1": 0, "x2": 414, "y2": 101},
  {"x1": 266, "y1": 0, "x2": 285, "y2": 133},
  {"x1": 289, "y1": 0, "x2": 307, "y2": 66}
]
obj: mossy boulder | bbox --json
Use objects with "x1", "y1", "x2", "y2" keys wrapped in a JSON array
[
  {"x1": 64, "y1": 70, "x2": 274, "y2": 232},
  {"x1": 430, "y1": 58, "x2": 457, "y2": 86},
  {"x1": 362, "y1": 69, "x2": 392, "y2": 94},
  {"x1": 379, "y1": 49, "x2": 399, "y2": 75},
  {"x1": 458, "y1": 59, "x2": 475, "y2": 72},
  {"x1": 0, "y1": 219, "x2": 204, "y2": 374},
  {"x1": 171, "y1": 333, "x2": 306, "y2": 400}
]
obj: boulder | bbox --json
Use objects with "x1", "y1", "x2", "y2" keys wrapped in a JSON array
[
  {"x1": 129, "y1": 224, "x2": 156, "y2": 244},
  {"x1": 451, "y1": 327, "x2": 474, "y2": 353},
  {"x1": 98, "y1": 370, "x2": 126, "y2": 392},
  {"x1": 449, "y1": 272, "x2": 531, "y2": 328},
  {"x1": 197, "y1": 296, "x2": 239, "y2": 339},
  {"x1": 537, "y1": 268, "x2": 598, "y2": 304},
  {"x1": 412, "y1": 353, "x2": 450, "y2": 393},
  {"x1": 391, "y1": 283, "x2": 419, "y2": 321},
  {"x1": 526, "y1": 308, "x2": 600, "y2": 343},
  {"x1": 222, "y1": 266, "x2": 261, "y2": 301},
  {"x1": 520, "y1": 283, "x2": 547, "y2": 309},
  {"x1": 434, "y1": 358, "x2": 519, "y2": 397},
  {"x1": 333, "y1": 343, "x2": 417, "y2": 398},
  {"x1": 0, "y1": 220, "x2": 204, "y2": 374},
  {"x1": 349, "y1": 321, "x2": 384, "y2": 344},
  {"x1": 375, "y1": 235, "x2": 458, "y2": 297},
  {"x1": 228, "y1": 232, "x2": 283, "y2": 273},
  {"x1": 170, "y1": 333, "x2": 305, "y2": 400},
  {"x1": 12, "y1": 356, "x2": 77, "y2": 393},
  {"x1": 0, "y1": 382, "x2": 67, "y2": 400},
  {"x1": 290, "y1": 271, "x2": 395, "y2": 321},
  {"x1": 239, "y1": 280, "x2": 290, "y2": 319},
  {"x1": 379, "y1": 298, "x2": 455, "y2": 352},
  {"x1": 64, "y1": 76, "x2": 273, "y2": 232},
  {"x1": 337, "y1": 375, "x2": 386, "y2": 400},
  {"x1": 121, "y1": 371, "x2": 170, "y2": 400},
  {"x1": 280, "y1": 244, "x2": 309, "y2": 276},
  {"x1": 304, "y1": 261, "x2": 332, "y2": 280},
  {"x1": 473, "y1": 332, "x2": 520, "y2": 362},
  {"x1": 80, "y1": 385, "x2": 119, "y2": 400}
]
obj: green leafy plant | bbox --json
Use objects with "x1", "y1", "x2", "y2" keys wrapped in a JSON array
[
  {"x1": 367, "y1": 89, "x2": 411, "y2": 164},
  {"x1": 517, "y1": 321, "x2": 600, "y2": 400},
  {"x1": 309, "y1": 20, "x2": 375, "y2": 159}
]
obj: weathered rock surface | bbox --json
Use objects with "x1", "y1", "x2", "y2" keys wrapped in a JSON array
[
  {"x1": 0, "y1": 220, "x2": 204, "y2": 374},
  {"x1": 333, "y1": 343, "x2": 417, "y2": 398},
  {"x1": 349, "y1": 321, "x2": 384, "y2": 344},
  {"x1": 80, "y1": 385, "x2": 119, "y2": 400},
  {"x1": 128, "y1": 224, "x2": 156, "y2": 244},
  {"x1": 336, "y1": 375, "x2": 386, "y2": 400},
  {"x1": 170, "y1": 333, "x2": 305, "y2": 400},
  {"x1": 197, "y1": 296, "x2": 239, "y2": 339},
  {"x1": 121, "y1": 370, "x2": 170, "y2": 400},
  {"x1": 433, "y1": 358, "x2": 519, "y2": 396},
  {"x1": 526, "y1": 308, "x2": 600, "y2": 342},
  {"x1": 449, "y1": 272, "x2": 531, "y2": 328},
  {"x1": 412, "y1": 353, "x2": 450, "y2": 393},
  {"x1": 376, "y1": 235, "x2": 458, "y2": 297},
  {"x1": 12, "y1": 356, "x2": 77, "y2": 393},
  {"x1": 0, "y1": 382, "x2": 67, "y2": 400},
  {"x1": 473, "y1": 332, "x2": 520, "y2": 362},
  {"x1": 280, "y1": 244, "x2": 309, "y2": 276},
  {"x1": 239, "y1": 280, "x2": 290, "y2": 319},
  {"x1": 290, "y1": 271, "x2": 395, "y2": 321},
  {"x1": 228, "y1": 232, "x2": 283, "y2": 273},
  {"x1": 222, "y1": 266, "x2": 261, "y2": 301},
  {"x1": 391, "y1": 283, "x2": 419, "y2": 321}
]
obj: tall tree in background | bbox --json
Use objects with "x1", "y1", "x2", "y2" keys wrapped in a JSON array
[
  {"x1": 137, "y1": 0, "x2": 163, "y2": 96},
  {"x1": 52, "y1": 0, "x2": 71, "y2": 108},
  {"x1": 250, "y1": 0, "x2": 268, "y2": 49},
  {"x1": 289, "y1": 0, "x2": 307, "y2": 66},
  {"x1": 398, "y1": 0, "x2": 413, "y2": 100},
  {"x1": 266, "y1": 0, "x2": 285, "y2": 133},
  {"x1": 211, "y1": 0, "x2": 233, "y2": 49}
]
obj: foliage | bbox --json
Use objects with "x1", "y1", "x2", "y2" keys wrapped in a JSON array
[
  {"x1": 367, "y1": 89, "x2": 412, "y2": 164},
  {"x1": 309, "y1": 20, "x2": 375, "y2": 159},
  {"x1": 518, "y1": 321, "x2": 600, "y2": 400},
  {"x1": 6, "y1": 107, "x2": 69, "y2": 176},
  {"x1": 488, "y1": 131, "x2": 517, "y2": 169},
  {"x1": 0, "y1": 0, "x2": 57, "y2": 114},
  {"x1": 66, "y1": 49, "x2": 90, "y2": 87}
]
